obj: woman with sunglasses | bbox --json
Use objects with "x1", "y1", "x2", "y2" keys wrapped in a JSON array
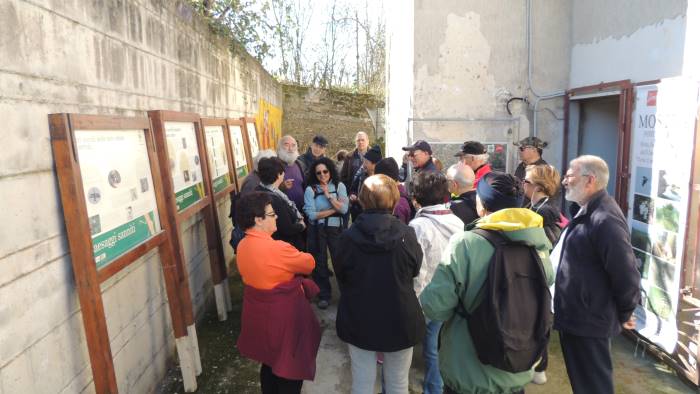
[
  {"x1": 303, "y1": 157, "x2": 349, "y2": 309},
  {"x1": 522, "y1": 164, "x2": 562, "y2": 386}
]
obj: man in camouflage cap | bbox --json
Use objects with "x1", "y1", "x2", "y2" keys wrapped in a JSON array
[{"x1": 513, "y1": 136, "x2": 548, "y2": 181}]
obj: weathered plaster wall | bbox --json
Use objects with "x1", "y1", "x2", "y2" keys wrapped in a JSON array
[
  {"x1": 570, "y1": 0, "x2": 688, "y2": 87},
  {"x1": 407, "y1": 0, "x2": 571, "y2": 171},
  {"x1": 281, "y1": 84, "x2": 384, "y2": 156},
  {"x1": 0, "y1": 0, "x2": 281, "y2": 392}
]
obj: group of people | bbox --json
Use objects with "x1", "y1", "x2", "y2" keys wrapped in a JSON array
[{"x1": 231, "y1": 131, "x2": 641, "y2": 394}]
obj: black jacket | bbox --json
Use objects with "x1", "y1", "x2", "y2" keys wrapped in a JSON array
[
  {"x1": 450, "y1": 191, "x2": 479, "y2": 228},
  {"x1": 530, "y1": 197, "x2": 562, "y2": 245},
  {"x1": 334, "y1": 211, "x2": 425, "y2": 352},
  {"x1": 553, "y1": 190, "x2": 641, "y2": 338},
  {"x1": 295, "y1": 148, "x2": 322, "y2": 180},
  {"x1": 255, "y1": 185, "x2": 305, "y2": 251},
  {"x1": 340, "y1": 149, "x2": 364, "y2": 188}
]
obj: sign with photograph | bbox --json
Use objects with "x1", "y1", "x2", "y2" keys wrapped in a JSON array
[
  {"x1": 628, "y1": 78, "x2": 700, "y2": 352},
  {"x1": 246, "y1": 121, "x2": 260, "y2": 159},
  {"x1": 229, "y1": 124, "x2": 249, "y2": 179},
  {"x1": 75, "y1": 130, "x2": 161, "y2": 269},
  {"x1": 204, "y1": 125, "x2": 231, "y2": 194},
  {"x1": 164, "y1": 121, "x2": 205, "y2": 211}
]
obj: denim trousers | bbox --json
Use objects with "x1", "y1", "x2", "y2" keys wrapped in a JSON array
[
  {"x1": 347, "y1": 344, "x2": 413, "y2": 394},
  {"x1": 307, "y1": 223, "x2": 341, "y2": 301},
  {"x1": 423, "y1": 319, "x2": 443, "y2": 394}
]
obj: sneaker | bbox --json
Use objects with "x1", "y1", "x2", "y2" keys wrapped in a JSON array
[
  {"x1": 317, "y1": 299, "x2": 329, "y2": 310},
  {"x1": 532, "y1": 371, "x2": 547, "y2": 385}
]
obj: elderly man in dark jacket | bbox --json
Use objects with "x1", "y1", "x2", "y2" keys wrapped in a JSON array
[
  {"x1": 340, "y1": 131, "x2": 369, "y2": 187},
  {"x1": 554, "y1": 155, "x2": 640, "y2": 394}
]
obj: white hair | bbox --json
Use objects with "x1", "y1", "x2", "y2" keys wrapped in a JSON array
[
  {"x1": 253, "y1": 149, "x2": 277, "y2": 171},
  {"x1": 573, "y1": 155, "x2": 609, "y2": 190},
  {"x1": 446, "y1": 164, "x2": 475, "y2": 188}
]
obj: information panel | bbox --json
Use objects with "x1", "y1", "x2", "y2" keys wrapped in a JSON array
[
  {"x1": 204, "y1": 125, "x2": 231, "y2": 194},
  {"x1": 75, "y1": 130, "x2": 161, "y2": 269},
  {"x1": 229, "y1": 124, "x2": 249, "y2": 179},
  {"x1": 246, "y1": 121, "x2": 260, "y2": 159},
  {"x1": 629, "y1": 78, "x2": 700, "y2": 353},
  {"x1": 165, "y1": 121, "x2": 205, "y2": 211}
]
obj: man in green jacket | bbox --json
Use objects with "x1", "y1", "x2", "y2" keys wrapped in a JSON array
[{"x1": 420, "y1": 172, "x2": 554, "y2": 394}]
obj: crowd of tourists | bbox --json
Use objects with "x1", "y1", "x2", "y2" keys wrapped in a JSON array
[{"x1": 230, "y1": 131, "x2": 641, "y2": 394}]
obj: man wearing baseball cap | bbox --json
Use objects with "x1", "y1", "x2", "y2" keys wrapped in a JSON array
[
  {"x1": 296, "y1": 134, "x2": 328, "y2": 178},
  {"x1": 455, "y1": 141, "x2": 492, "y2": 185},
  {"x1": 513, "y1": 136, "x2": 548, "y2": 181},
  {"x1": 402, "y1": 140, "x2": 439, "y2": 173}
]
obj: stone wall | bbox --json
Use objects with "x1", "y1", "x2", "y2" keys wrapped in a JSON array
[
  {"x1": 0, "y1": 0, "x2": 281, "y2": 393},
  {"x1": 281, "y1": 83, "x2": 385, "y2": 156}
]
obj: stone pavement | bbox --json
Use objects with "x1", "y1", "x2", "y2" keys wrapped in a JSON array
[{"x1": 159, "y1": 270, "x2": 697, "y2": 393}]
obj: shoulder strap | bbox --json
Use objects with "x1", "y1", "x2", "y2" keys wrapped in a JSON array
[{"x1": 472, "y1": 228, "x2": 508, "y2": 247}]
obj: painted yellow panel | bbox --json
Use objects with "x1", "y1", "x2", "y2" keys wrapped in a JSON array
[{"x1": 255, "y1": 99, "x2": 283, "y2": 150}]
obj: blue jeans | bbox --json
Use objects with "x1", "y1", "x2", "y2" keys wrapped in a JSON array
[
  {"x1": 424, "y1": 319, "x2": 443, "y2": 394},
  {"x1": 307, "y1": 223, "x2": 341, "y2": 301}
]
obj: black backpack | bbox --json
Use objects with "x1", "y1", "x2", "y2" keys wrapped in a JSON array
[{"x1": 457, "y1": 228, "x2": 552, "y2": 373}]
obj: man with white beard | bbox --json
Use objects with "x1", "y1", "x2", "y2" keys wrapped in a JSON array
[{"x1": 277, "y1": 135, "x2": 306, "y2": 213}]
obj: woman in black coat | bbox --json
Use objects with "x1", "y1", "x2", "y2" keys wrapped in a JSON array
[
  {"x1": 333, "y1": 174, "x2": 424, "y2": 394},
  {"x1": 255, "y1": 157, "x2": 306, "y2": 251}
]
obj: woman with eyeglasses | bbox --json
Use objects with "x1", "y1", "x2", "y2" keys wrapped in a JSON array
[
  {"x1": 235, "y1": 192, "x2": 321, "y2": 394},
  {"x1": 303, "y1": 157, "x2": 349, "y2": 309},
  {"x1": 521, "y1": 164, "x2": 562, "y2": 386}
]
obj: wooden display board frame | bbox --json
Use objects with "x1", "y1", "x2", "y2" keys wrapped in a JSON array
[
  {"x1": 148, "y1": 111, "x2": 231, "y2": 324},
  {"x1": 48, "y1": 113, "x2": 197, "y2": 393},
  {"x1": 226, "y1": 118, "x2": 254, "y2": 189}
]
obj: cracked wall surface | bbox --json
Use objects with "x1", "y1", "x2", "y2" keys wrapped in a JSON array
[{"x1": 0, "y1": 0, "x2": 281, "y2": 392}]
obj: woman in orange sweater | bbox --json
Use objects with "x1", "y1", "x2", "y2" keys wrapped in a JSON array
[{"x1": 235, "y1": 192, "x2": 319, "y2": 394}]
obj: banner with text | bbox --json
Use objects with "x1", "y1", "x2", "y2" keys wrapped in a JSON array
[
  {"x1": 76, "y1": 130, "x2": 161, "y2": 269},
  {"x1": 629, "y1": 78, "x2": 699, "y2": 353}
]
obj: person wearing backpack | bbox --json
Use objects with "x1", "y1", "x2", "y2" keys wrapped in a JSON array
[
  {"x1": 375, "y1": 157, "x2": 414, "y2": 224},
  {"x1": 409, "y1": 171, "x2": 464, "y2": 394},
  {"x1": 419, "y1": 172, "x2": 554, "y2": 394}
]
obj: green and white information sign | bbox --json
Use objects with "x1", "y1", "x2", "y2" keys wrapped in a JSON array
[
  {"x1": 246, "y1": 121, "x2": 260, "y2": 159},
  {"x1": 165, "y1": 121, "x2": 205, "y2": 211},
  {"x1": 204, "y1": 125, "x2": 231, "y2": 194},
  {"x1": 229, "y1": 124, "x2": 249, "y2": 179},
  {"x1": 75, "y1": 130, "x2": 161, "y2": 269}
]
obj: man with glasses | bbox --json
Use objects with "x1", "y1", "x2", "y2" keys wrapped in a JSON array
[
  {"x1": 402, "y1": 140, "x2": 439, "y2": 174},
  {"x1": 455, "y1": 141, "x2": 491, "y2": 185},
  {"x1": 340, "y1": 131, "x2": 370, "y2": 188},
  {"x1": 553, "y1": 155, "x2": 640, "y2": 394},
  {"x1": 513, "y1": 136, "x2": 549, "y2": 181}
]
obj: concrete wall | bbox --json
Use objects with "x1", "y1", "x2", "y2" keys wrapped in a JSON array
[
  {"x1": 0, "y1": 0, "x2": 281, "y2": 392},
  {"x1": 386, "y1": 0, "x2": 572, "y2": 170},
  {"x1": 570, "y1": 0, "x2": 688, "y2": 87},
  {"x1": 281, "y1": 83, "x2": 384, "y2": 156}
]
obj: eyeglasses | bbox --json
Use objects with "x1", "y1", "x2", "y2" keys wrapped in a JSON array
[
  {"x1": 519, "y1": 145, "x2": 534, "y2": 152},
  {"x1": 316, "y1": 170, "x2": 329, "y2": 175},
  {"x1": 264, "y1": 212, "x2": 277, "y2": 218},
  {"x1": 563, "y1": 173, "x2": 591, "y2": 180}
]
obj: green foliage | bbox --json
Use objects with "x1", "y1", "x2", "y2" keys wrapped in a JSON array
[{"x1": 188, "y1": 0, "x2": 271, "y2": 61}]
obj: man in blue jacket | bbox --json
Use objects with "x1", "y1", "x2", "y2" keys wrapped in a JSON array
[{"x1": 554, "y1": 155, "x2": 640, "y2": 394}]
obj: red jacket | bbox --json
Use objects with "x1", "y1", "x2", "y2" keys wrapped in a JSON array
[
  {"x1": 474, "y1": 163, "x2": 492, "y2": 186},
  {"x1": 237, "y1": 277, "x2": 321, "y2": 380}
]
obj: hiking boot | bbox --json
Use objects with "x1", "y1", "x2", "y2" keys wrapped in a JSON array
[
  {"x1": 317, "y1": 299, "x2": 329, "y2": 310},
  {"x1": 532, "y1": 371, "x2": 547, "y2": 385}
]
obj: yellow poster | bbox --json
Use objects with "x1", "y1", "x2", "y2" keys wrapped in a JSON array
[{"x1": 256, "y1": 99, "x2": 283, "y2": 150}]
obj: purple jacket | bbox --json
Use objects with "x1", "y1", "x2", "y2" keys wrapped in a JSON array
[
  {"x1": 394, "y1": 184, "x2": 412, "y2": 224},
  {"x1": 237, "y1": 277, "x2": 321, "y2": 380}
]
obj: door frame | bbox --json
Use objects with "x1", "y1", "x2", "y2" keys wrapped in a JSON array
[{"x1": 563, "y1": 80, "x2": 634, "y2": 212}]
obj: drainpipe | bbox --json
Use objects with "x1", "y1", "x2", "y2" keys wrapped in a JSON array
[{"x1": 526, "y1": 0, "x2": 565, "y2": 137}]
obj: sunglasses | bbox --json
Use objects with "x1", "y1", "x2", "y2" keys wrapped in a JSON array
[
  {"x1": 316, "y1": 169, "x2": 330, "y2": 175},
  {"x1": 519, "y1": 145, "x2": 535, "y2": 152}
]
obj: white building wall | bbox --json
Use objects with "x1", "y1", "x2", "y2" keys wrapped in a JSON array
[
  {"x1": 0, "y1": 0, "x2": 280, "y2": 392},
  {"x1": 385, "y1": 0, "x2": 415, "y2": 160},
  {"x1": 570, "y1": 0, "x2": 688, "y2": 87}
]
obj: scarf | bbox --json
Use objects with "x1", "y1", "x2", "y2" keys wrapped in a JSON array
[{"x1": 261, "y1": 183, "x2": 304, "y2": 221}]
